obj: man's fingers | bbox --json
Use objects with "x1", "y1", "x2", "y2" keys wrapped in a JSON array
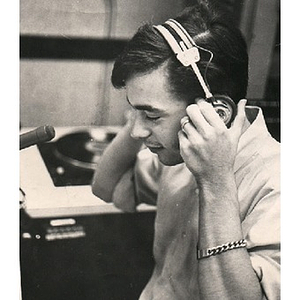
[
  {"x1": 196, "y1": 98, "x2": 226, "y2": 128},
  {"x1": 180, "y1": 115, "x2": 203, "y2": 143},
  {"x1": 186, "y1": 103, "x2": 212, "y2": 134},
  {"x1": 231, "y1": 99, "x2": 247, "y2": 133}
]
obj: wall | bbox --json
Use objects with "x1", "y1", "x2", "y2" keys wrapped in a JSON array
[
  {"x1": 20, "y1": 0, "x2": 280, "y2": 138},
  {"x1": 20, "y1": 0, "x2": 185, "y2": 127}
]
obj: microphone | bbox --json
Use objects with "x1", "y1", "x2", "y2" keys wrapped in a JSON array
[{"x1": 20, "y1": 125, "x2": 56, "y2": 150}]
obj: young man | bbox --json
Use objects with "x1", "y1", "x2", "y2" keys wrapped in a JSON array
[{"x1": 92, "y1": 3, "x2": 280, "y2": 299}]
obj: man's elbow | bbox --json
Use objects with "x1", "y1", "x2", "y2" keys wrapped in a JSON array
[{"x1": 91, "y1": 183, "x2": 113, "y2": 203}]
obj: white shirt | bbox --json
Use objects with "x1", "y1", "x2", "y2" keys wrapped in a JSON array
[{"x1": 113, "y1": 107, "x2": 280, "y2": 299}]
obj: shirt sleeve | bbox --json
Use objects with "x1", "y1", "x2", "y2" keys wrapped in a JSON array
[
  {"x1": 112, "y1": 148, "x2": 163, "y2": 212},
  {"x1": 243, "y1": 190, "x2": 280, "y2": 300}
]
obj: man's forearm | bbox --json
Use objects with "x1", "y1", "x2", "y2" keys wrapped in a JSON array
[
  {"x1": 196, "y1": 175, "x2": 263, "y2": 299},
  {"x1": 92, "y1": 124, "x2": 143, "y2": 202}
]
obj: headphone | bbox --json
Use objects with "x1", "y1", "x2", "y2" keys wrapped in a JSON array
[{"x1": 154, "y1": 19, "x2": 236, "y2": 127}]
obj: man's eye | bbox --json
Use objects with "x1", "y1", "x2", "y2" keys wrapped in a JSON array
[{"x1": 145, "y1": 114, "x2": 160, "y2": 121}]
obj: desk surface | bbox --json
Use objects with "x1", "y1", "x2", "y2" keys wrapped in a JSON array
[{"x1": 20, "y1": 126, "x2": 155, "y2": 218}]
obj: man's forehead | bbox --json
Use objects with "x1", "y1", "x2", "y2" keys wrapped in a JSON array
[
  {"x1": 125, "y1": 66, "x2": 185, "y2": 113},
  {"x1": 126, "y1": 64, "x2": 169, "y2": 91}
]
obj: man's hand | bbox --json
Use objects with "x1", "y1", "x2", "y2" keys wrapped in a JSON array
[
  {"x1": 124, "y1": 107, "x2": 137, "y2": 129},
  {"x1": 178, "y1": 99, "x2": 247, "y2": 184}
]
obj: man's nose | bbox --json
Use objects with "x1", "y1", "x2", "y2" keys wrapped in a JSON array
[{"x1": 130, "y1": 113, "x2": 151, "y2": 140}]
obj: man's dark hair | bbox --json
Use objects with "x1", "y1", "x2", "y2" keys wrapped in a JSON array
[{"x1": 111, "y1": 2, "x2": 248, "y2": 104}]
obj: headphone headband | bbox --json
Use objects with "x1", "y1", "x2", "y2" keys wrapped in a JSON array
[
  {"x1": 154, "y1": 20, "x2": 213, "y2": 99},
  {"x1": 165, "y1": 19, "x2": 196, "y2": 48},
  {"x1": 154, "y1": 19, "x2": 237, "y2": 127}
]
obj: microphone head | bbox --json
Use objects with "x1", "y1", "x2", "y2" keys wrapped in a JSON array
[
  {"x1": 36, "y1": 125, "x2": 56, "y2": 142},
  {"x1": 20, "y1": 125, "x2": 56, "y2": 150}
]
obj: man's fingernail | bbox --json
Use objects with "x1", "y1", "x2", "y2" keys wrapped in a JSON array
[{"x1": 195, "y1": 98, "x2": 205, "y2": 105}]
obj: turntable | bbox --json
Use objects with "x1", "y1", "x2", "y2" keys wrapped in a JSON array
[
  {"x1": 20, "y1": 127, "x2": 156, "y2": 300},
  {"x1": 20, "y1": 126, "x2": 156, "y2": 218},
  {"x1": 38, "y1": 127, "x2": 118, "y2": 186}
]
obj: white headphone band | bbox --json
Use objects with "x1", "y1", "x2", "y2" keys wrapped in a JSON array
[
  {"x1": 165, "y1": 19, "x2": 195, "y2": 48},
  {"x1": 154, "y1": 20, "x2": 213, "y2": 99},
  {"x1": 154, "y1": 25, "x2": 183, "y2": 55}
]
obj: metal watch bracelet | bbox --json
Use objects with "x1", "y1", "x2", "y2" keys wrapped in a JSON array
[{"x1": 197, "y1": 239, "x2": 247, "y2": 260}]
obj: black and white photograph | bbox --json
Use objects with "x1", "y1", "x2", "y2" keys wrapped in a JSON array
[{"x1": 12, "y1": 0, "x2": 284, "y2": 299}]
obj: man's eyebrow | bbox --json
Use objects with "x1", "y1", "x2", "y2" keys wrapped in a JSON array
[{"x1": 126, "y1": 97, "x2": 164, "y2": 113}]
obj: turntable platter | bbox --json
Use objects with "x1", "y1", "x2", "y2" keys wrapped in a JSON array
[
  {"x1": 38, "y1": 128, "x2": 117, "y2": 186},
  {"x1": 54, "y1": 131, "x2": 114, "y2": 170}
]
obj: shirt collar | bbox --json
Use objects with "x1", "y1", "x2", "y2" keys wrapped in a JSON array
[{"x1": 233, "y1": 106, "x2": 271, "y2": 172}]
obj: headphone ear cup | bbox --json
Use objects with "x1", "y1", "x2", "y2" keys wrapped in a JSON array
[{"x1": 211, "y1": 95, "x2": 237, "y2": 127}]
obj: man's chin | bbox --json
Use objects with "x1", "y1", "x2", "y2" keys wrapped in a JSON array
[{"x1": 156, "y1": 152, "x2": 184, "y2": 166}]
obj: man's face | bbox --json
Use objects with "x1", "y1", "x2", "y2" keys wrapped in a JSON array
[{"x1": 126, "y1": 65, "x2": 188, "y2": 166}]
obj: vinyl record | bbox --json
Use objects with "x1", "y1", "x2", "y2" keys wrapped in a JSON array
[{"x1": 53, "y1": 130, "x2": 116, "y2": 170}]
